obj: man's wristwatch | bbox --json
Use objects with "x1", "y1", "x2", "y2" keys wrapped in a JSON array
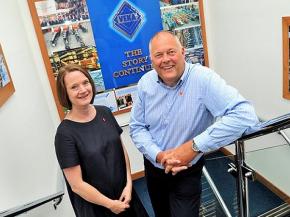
[{"x1": 192, "y1": 140, "x2": 202, "y2": 153}]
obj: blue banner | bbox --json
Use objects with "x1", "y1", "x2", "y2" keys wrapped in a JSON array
[{"x1": 86, "y1": 0, "x2": 162, "y2": 89}]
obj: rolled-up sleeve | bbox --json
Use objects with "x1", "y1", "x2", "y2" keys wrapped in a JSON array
[{"x1": 194, "y1": 69, "x2": 259, "y2": 152}]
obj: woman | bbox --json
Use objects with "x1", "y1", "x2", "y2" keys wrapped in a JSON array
[{"x1": 54, "y1": 64, "x2": 148, "y2": 217}]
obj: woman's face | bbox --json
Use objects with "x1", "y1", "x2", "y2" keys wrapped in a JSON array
[{"x1": 64, "y1": 70, "x2": 93, "y2": 109}]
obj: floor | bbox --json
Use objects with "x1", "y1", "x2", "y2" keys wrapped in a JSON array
[{"x1": 133, "y1": 151, "x2": 286, "y2": 217}]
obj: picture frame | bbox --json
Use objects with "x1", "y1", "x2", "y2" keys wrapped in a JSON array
[
  {"x1": 115, "y1": 85, "x2": 137, "y2": 111},
  {"x1": 27, "y1": 0, "x2": 97, "y2": 119},
  {"x1": 282, "y1": 16, "x2": 290, "y2": 99},
  {"x1": 93, "y1": 90, "x2": 118, "y2": 113},
  {"x1": 160, "y1": 0, "x2": 209, "y2": 66},
  {"x1": 0, "y1": 43, "x2": 15, "y2": 107},
  {"x1": 27, "y1": 0, "x2": 208, "y2": 119}
]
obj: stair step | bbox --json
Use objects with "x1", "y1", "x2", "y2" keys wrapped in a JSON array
[{"x1": 258, "y1": 203, "x2": 290, "y2": 217}]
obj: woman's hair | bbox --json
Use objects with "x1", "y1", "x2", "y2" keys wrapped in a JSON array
[{"x1": 56, "y1": 64, "x2": 96, "y2": 109}]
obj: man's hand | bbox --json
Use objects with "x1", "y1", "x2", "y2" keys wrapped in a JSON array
[
  {"x1": 157, "y1": 149, "x2": 187, "y2": 175},
  {"x1": 161, "y1": 140, "x2": 199, "y2": 174},
  {"x1": 170, "y1": 165, "x2": 190, "y2": 175},
  {"x1": 156, "y1": 149, "x2": 174, "y2": 164}
]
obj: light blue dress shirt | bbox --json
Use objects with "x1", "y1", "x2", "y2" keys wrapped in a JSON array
[{"x1": 130, "y1": 63, "x2": 260, "y2": 168}]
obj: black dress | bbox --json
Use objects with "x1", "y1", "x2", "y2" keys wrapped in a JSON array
[{"x1": 55, "y1": 105, "x2": 148, "y2": 217}]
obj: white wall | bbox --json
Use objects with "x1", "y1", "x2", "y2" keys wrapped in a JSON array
[
  {"x1": 0, "y1": 0, "x2": 74, "y2": 216},
  {"x1": 116, "y1": 113, "x2": 144, "y2": 174},
  {"x1": 1, "y1": 1, "x2": 142, "y2": 216},
  {"x1": 203, "y1": 0, "x2": 290, "y2": 156},
  {"x1": 121, "y1": 125, "x2": 144, "y2": 174},
  {"x1": 204, "y1": 0, "x2": 290, "y2": 120}
]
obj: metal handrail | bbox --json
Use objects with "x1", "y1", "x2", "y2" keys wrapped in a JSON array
[
  {"x1": 278, "y1": 130, "x2": 290, "y2": 145},
  {"x1": 234, "y1": 113, "x2": 290, "y2": 217},
  {"x1": 240, "y1": 114, "x2": 290, "y2": 142},
  {"x1": 202, "y1": 167, "x2": 232, "y2": 217}
]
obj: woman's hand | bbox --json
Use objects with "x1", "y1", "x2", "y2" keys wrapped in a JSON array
[
  {"x1": 119, "y1": 182, "x2": 132, "y2": 205},
  {"x1": 108, "y1": 200, "x2": 130, "y2": 214}
]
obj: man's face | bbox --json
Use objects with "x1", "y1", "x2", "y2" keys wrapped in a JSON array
[{"x1": 150, "y1": 33, "x2": 185, "y2": 87}]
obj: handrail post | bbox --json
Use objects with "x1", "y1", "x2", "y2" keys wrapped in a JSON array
[
  {"x1": 278, "y1": 130, "x2": 290, "y2": 146},
  {"x1": 232, "y1": 113, "x2": 290, "y2": 217},
  {"x1": 202, "y1": 167, "x2": 232, "y2": 217},
  {"x1": 235, "y1": 140, "x2": 249, "y2": 217}
]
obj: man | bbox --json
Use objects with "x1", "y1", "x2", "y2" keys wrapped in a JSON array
[{"x1": 129, "y1": 30, "x2": 259, "y2": 217}]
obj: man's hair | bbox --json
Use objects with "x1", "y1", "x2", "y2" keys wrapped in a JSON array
[
  {"x1": 149, "y1": 30, "x2": 182, "y2": 52},
  {"x1": 56, "y1": 64, "x2": 96, "y2": 109}
]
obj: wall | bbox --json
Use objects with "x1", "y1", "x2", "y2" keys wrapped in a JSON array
[
  {"x1": 202, "y1": 0, "x2": 290, "y2": 155},
  {"x1": 0, "y1": 0, "x2": 74, "y2": 216},
  {"x1": 204, "y1": 0, "x2": 290, "y2": 120},
  {"x1": 8, "y1": 1, "x2": 141, "y2": 216}
]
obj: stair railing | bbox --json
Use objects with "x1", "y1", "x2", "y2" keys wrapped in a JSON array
[{"x1": 231, "y1": 113, "x2": 290, "y2": 217}]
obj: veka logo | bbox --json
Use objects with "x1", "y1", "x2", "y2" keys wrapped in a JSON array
[{"x1": 112, "y1": 1, "x2": 144, "y2": 40}]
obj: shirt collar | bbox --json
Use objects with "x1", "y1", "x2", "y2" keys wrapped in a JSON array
[{"x1": 155, "y1": 62, "x2": 190, "y2": 89}]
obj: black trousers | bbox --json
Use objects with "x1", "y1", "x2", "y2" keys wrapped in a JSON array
[{"x1": 144, "y1": 157, "x2": 204, "y2": 217}]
